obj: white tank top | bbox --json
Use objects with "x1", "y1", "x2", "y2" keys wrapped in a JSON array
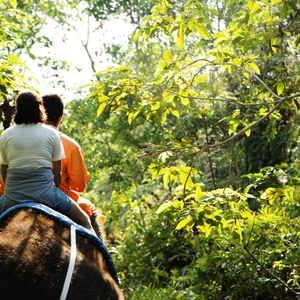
[{"x1": 0, "y1": 123, "x2": 65, "y2": 169}]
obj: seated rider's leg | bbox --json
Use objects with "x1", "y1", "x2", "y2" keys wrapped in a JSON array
[
  {"x1": 68, "y1": 201, "x2": 95, "y2": 234},
  {"x1": 54, "y1": 187, "x2": 95, "y2": 234},
  {"x1": 77, "y1": 197, "x2": 106, "y2": 240},
  {"x1": 77, "y1": 196, "x2": 96, "y2": 216},
  {"x1": 0, "y1": 195, "x2": 4, "y2": 215},
  {"x1": 78, "y1": 197, "x2": 106, "y2": 223}
]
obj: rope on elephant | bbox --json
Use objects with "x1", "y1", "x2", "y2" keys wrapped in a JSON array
[{"x1": 60, "y1": 224, "x2": 77, "y2": 300}]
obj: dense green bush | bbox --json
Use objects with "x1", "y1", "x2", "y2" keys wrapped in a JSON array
[{"x1": 81, "y1": 161, "x2": 300, "y2": 299}]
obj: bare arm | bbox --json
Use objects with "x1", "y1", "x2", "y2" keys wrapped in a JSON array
[
  {"x1": 1, "y1": 164, "x2": 8, "y2": 183},
  {"x1": 52, "y1": 160, "x2": 62, "y2": 187}
]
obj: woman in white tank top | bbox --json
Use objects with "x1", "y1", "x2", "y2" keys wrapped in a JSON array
[{"x1": 0, "y1": 91, "x2": 94, "y2": 233}]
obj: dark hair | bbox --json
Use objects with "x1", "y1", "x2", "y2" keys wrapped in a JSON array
[
  {"x1": 14, "y1": 91, "x2": 47, "y2": 125},
  {"x1": 41, "y1": 94, "x2": 64, "y2": 124}
]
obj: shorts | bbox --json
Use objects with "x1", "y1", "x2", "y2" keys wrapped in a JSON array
[
  {"x1": 0, "y1": 196, "x2": 4, "y2": 215},
  {"x1": 0, "y1": 188, "x2": 72, "y2": 216},
  {"x1": 54, "y1": 187, "x2": 72, "y2": 215}
]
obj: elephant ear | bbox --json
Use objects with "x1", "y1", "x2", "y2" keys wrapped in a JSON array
[{"x1": 90, "y1": 209, "x2": 106, "y2": 242}]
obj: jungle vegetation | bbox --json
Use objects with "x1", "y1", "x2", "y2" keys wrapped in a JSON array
[{"x1": 1, "y1": 0, "x2": 300, "y2": 298}]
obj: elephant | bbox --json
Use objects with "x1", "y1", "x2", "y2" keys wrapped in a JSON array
[{"x1": 0, "y1": 203, "x2": 124, "y2": 300}]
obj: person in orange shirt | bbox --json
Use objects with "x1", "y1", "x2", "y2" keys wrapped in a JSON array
[{"x1": 41, "y1": 94, "x2": 102, "y2": 219}]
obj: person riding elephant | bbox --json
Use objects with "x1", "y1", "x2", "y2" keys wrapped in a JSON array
[
  {"x1": 41, "y1": 93, "x2": 105, "y2": 223},
  {"x1": 0, "y1": 91, "x2": 95, "y2": 233}
]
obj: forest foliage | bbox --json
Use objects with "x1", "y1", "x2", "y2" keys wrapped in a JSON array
[{"x1": 1, "y1": 0, "x2": 300, "y2": 298}]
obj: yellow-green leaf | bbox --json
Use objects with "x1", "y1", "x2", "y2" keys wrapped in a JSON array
[
  {"x1": 194, "y1": 23, "x2": 209, "y2": 40},
  {"x1": 163, "y1": 170, "x2": 170, "y2": 187},
  {"x1": 156, "y1": 201, "x2": 174, "y2": 214},
  {"x1": 231, "y1": 109, "x2": 240, "y2": 118},
  {"x1": 246, "y1": 62, "x2": 261, "y2": 75},
  {"x1": 170, "y1": 108, "x2": 179, "y2": 118},
  {"x1": 163, "y1": 50, "x2": 173, "y2": 61},
  {"x1": 176, "y1": 25, "x2": 184, "y2": 49},
  {"x1": 161, "y1": 110, "x2": 168, "y2": 125},
  {"x1": 228, "y1": 120, "x2": 239, "y2": 135},
  {"x1": 148, "y1": 163, "x2": 163, "y2": 179},
  {"x1": 271, "y1": 37, "x2": 279, "y2": 53},
  {"x1": 163, "y1": 90, "x2": 173, "y2": 102},
  {"x1": 194, "y1": 74, "x2": 208, "y2": 84},
  {"x1": 176, "y1": 215, "x2": 193, "y2": 230},
  {"x1": 128, "y1": 109, "x2": 141, "y2": 124},
  {"x1": 271, "y1": 0, "x2": 282, "y2": 5},
  {"x1": 261, "y1": 187, "x2": 278, "y2": 200},
  {"x1": 277, "y1": 81, "x2": 284, "y2": 95},
  {"x1": 245, "y1": 128, "x2": 251, "y2": 137},
  {"x1": 195, "y1": 186, "x2": 204, "y2": 200},
  {"x1": 159, "y1": 60, "x2": 167, "y2": 69},
  {"x1": 97, "y1": 101, "x2": 108, "y2": 117},
  {"x1": 259, "y1": 107, "x2": 268, "y2": 116},
  {"x1": 179, "y1": 96, "x2": 189, "y2": 106},
  {"x1": 117, "y1": 65, "x2": 130, "y2": 72},
  {"x1": 240, "y1": 210, "x2": 253, "y2": 220},
  {"x1": 132, "y1": 29, "x2": 142, "y2": 42},
  {"x1": 9, "y1": 0, "x2": 17, "y2": 8},
  {"x1": 160, "y1": 3, "x2": 167, "y2": 14},
  {"x1": 234, "y1": 226, "x2": 243, "y2": 242},
  {"x1": 198, "y1": 221, "x2": 211, "y2": 238},
  {"x1": 180, "y1": 171, "x2": 193, "y2": 189},
  {"x1": 243, "y1": 72, "x2": 249, "y2": 78}
]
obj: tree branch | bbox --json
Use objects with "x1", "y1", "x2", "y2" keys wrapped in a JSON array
[{"x1": 244, "y1": 246, "x2": 300, "y2": 297}]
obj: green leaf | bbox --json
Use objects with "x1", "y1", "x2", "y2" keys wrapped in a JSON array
[
  {"x1": 271, "y1": 0, "x2": 282, "y2": 5},
  {"x1": 240, "y1": 210, "x2": 254, "y2": 220},
  {"x1": 163, "y1": 50, "x2": 173, "y2": 61},
  {"x1": 163, "y1": 170, "x2": 170, "y2": 187},
  {"x1": 9, "y1": 0, "x2": 18, "y2": 8},
  {"x1": 198, "y1": 221, "x2": 211, "y2": 238},
  {"x1": 156, "y1": 201, "x2": 174, "y2": 214},
  {"x1": 194, "y1": 23, "x2": 209, "y2": 40},
  {"x1": 228, "y1": 120, "x2": 239, "y2": 135},
  {"x1": 245, "y1": 128, "x2": 251, "y2": 137},
  {"x1": 169, "y1": 108, "x2": 179, "y2": 118},
  {"x1": 97, "y1": 101, "x2": 108, "y2": 117},
  {"x1": 176, "y1": 215, "x2": 193, "y2": 230},
  {"x1": 276, "y1": 81, "x2": 284, "y2": 95},
  {"x1": 231, "y1": 109, "x2": 240, "y2": 118},
  {"x1": 156, "y1": 200, "x2": 183, "y2": 214},
  {"x1": 179, "y1": 166, "x2": 194, "y2": 189},
  {"x1": 259, "y1": 107, "x2": 268, "y2": 116},
  {"x1": 245, "y1": 62, "x2": 260, "y2": 75},
  {"x1": 178, "y1": 95, "x2": 189, "y2": 106},
  {"x1": 195, "y1": 186, "x2": 204, "y2": 200},
  {"x1": 194, "y1": 74, "x2": 208, "y2": 84},
  {"x1": 176, "y1": 25, "x2": 184, "y2": 49},
  {"x1": 160, "y1": 110, "x2": 168, "y2": 125},
  {"x1": 132, "y1": 29, "x2": 142, "y2": 42}
]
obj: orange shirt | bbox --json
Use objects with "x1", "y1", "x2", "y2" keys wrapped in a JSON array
[
  {"x1": 58, "y1": 131, "x2": 90, "y2": 201},
  {"x1": 59, "y1": 131, "x2": 97, "y2": 216}
]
